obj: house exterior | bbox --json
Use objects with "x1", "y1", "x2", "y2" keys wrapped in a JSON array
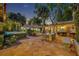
[{"x1": 45, "y1": 20, "x2": 75, "y2": 38}]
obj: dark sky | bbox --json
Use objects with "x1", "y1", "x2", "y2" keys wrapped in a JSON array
[{"x1": 6, "y1": 3, "x2": 36, "y2": 19}]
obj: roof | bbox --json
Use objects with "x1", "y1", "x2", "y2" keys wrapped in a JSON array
[
  {"x1": 56, "y1": 21, "x2": 74, "y2": 25},
  {"x1": 23, "y1": 24, "x2": 42, "y2": 28},
  {"x1": 45, "y1": 20, "x2": 74, "y2": 26}
]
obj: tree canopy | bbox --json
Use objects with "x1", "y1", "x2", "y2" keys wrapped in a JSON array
[
  {"x1": 28, "y1": 17, "x2": 42, "y2": 26},
  {"x1": 8, "y1": 12, "x2": 26, "y2": 25}
]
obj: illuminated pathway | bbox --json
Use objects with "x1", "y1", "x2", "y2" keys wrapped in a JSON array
[{"x1": 0, "y1": 36, "x2": 76, "y2": 56}]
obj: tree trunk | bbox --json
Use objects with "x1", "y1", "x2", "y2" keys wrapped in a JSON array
[
  {"x1": 3, "y1": 3, "x2": 7, "y2": 22},
  {"x1": 49, "y1": 12, "x2": 56, "y2": 34},
  {"x1": 42, "y1": 19, "x2": 45, "y2": 33},
  {"x1": 49, "y1": 12, "x2": 56, "y2": 41},
  {"x1": 76, "y1": 25, "x2": 79, "y2": 42},
  {"x1": 73, "y1": 9, "x2": 79, "y2": 42},
  {"x1": 73, "y1": 9, "x2": 79, "y2": 55}
]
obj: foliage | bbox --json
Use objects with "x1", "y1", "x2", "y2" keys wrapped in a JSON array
[
  {"x1": 71, "y1": 4, "x2": 79, "y2": 42},
  {"x1": 5, "y1": 35, "x2": 16, "y2": 45},
  {"x1": 0, "y1": 35, "x2": 4, "y2": 45},
  {"x1": 75, "y1": 10, "x2": 79, "y2": 25},
  {"x1": 4, "y1": 20, "x2": 13, "y2": 31},
  {"x1": 74, "y1": 10, "x2": 79, "y2": 42},
  {"x1": 0, "y1": 23, "x2": 4, "y2": 32},
  {"x1": 27, "y1": 29, "x2": 33, "y2": 35},
  {"x1": 63, "y1": 8, "x2": 72, "y2": 21},
  {"x1": 35, "y1": 4, "x2": 50, "y2": 33},
  {"x1": 8, "y1": 12, "x2": 26, "y2": 25},
  {"x1": 4, "y1": 20, "x2": 21, "y2": 31},
  {"x1": 47, "y1": 4, "x2": 73, "y2": 22},
  {"x1": 29, "y1": 17, "x2": 42, "y2": 25},
  {"x1": 35, "y1": 4, "x2": 73, "y2": 25},
  {"x1": 27, "y1": 29, "x2": 37, "y2": 36},
  {"x1": 56, "y1": 6, "x2": 63, "y2": 22},
  {"x1": 35, "y1": 4, "x2": 49, "y2": 23}
]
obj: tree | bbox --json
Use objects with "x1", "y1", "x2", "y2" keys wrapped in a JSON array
[
  {"x1": 30, "y1": 17, "x2": 42, "y2": 26},
  {"x1": 72, "y1": 4, "x2": 79, "y2": 42},
  {"x1": 64, "y1": 4, "x2": 79, "y2": 55},
  {"x1": 62, "y1": 4, "x2": 73, "y2": 21},
  {"x1": 35, "y1": 4, "x2": 49, "y2": 33},
  {"x1": 75, "y1": 10, "x2": 79, "y2": 42},
  {"x1": 47, "y1": 4, "x2": 64, "y2": 34},
  {"x1": 8, "y1": 12, "x2": 17, "y2": 21},
  {"x1": 8, "y1": 12, "x2": 26, "y2": 25}
]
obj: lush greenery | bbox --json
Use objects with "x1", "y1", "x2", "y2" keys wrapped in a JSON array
[
  {"x1": 0, "y1": 12, "x2": 27, "y2": 48},
  {"x1": 35, "y1": 4, "x2": 50, "y2": 33},
  {"x1": 4, "y1": 20, "x2": 21, "y2": 31},
  {"x1": 8, "y1": 12, "x2": 26, "y2": 25},
  {"x1": 47, "y1": 4, "x2": 73, "y2": 22},
  {"x1": 28, "y1": 17, "x2": 42, "y2": 26},
  {"x1": 75, "y1": 9, "x2": 79, "y2": 42}
]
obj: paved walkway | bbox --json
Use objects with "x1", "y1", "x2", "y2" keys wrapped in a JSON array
[{"x1": 0, "y1": 36, "x2": 77, "y2": 56}]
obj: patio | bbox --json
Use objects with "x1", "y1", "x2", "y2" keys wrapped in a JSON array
[{"x1": 0, "y1": 36, "x2": 77, "y2": 56}]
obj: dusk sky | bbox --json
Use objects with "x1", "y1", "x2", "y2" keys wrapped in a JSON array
[
  {"x1": 6, "y1": 3, "x2": 36, "y2": 19},
  {"x1": 6, "y1": 3, "x2": 52, "y2": 24}
]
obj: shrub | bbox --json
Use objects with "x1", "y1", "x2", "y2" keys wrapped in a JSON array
[
  {"x1": 9, "y1": 35, "x2": 16, "y2": 44},
  {"x1": 0, "y1": 35, "x2": 4, "y2": 46},
  {"x1": 27, "y1": 29, "x2": 33, "y2": 35}
]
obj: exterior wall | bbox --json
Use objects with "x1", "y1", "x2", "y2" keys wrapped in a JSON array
[
  {"x1": 45, "y1": 22, "x2": 75, "y2": 33},
  {"x1": 56, "y1": 23, "x2": 75, "y2": 33}
]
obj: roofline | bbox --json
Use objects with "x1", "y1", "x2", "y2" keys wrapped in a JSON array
[
  {"x1": 56, "y1": 20, "x2": 74, "y2": 24},
  {"x1": 45, "y1": 20, "x2": 74, "y2": 26}
]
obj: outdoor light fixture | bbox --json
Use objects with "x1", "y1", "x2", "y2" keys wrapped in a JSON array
[{"x1": 61, "y1": 26, "x2": 65, "y2": 29}]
